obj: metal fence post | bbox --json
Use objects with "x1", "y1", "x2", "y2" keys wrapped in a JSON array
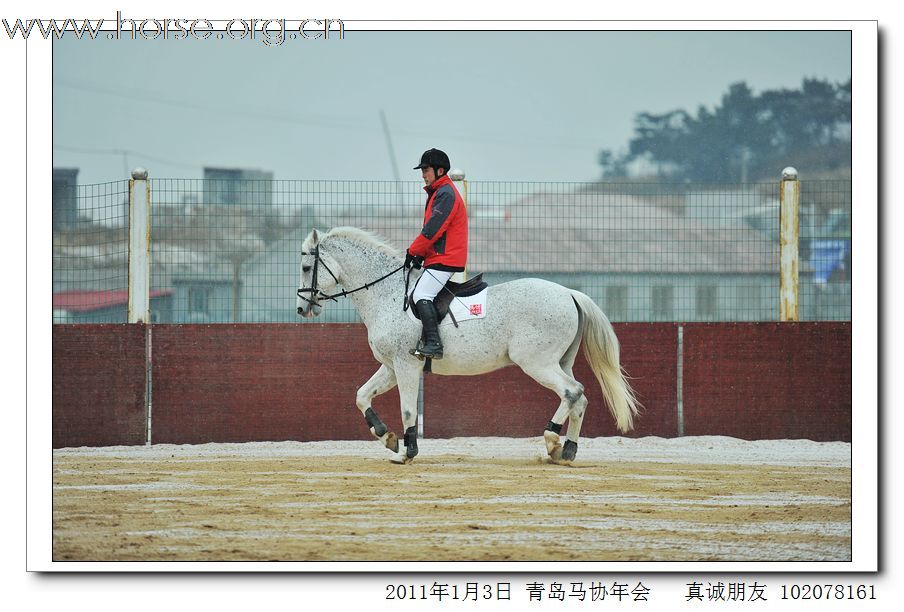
[
  {"x1": 449, "y1": 168, "x2": 468, "y2": 282},
  {"x1": 128, "y1": 168, "x2": 151, "y2": 323},
  {"x1": 779, "y1": 166, "x2": 800, "y2": 321}
]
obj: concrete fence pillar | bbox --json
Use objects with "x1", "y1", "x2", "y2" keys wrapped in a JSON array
[
  {"x1": 128, "y1": 167, "x2": 151, "y2": 323},
  {"x1": 779, "y1": 166, "x2": 800, "y2": 321}
]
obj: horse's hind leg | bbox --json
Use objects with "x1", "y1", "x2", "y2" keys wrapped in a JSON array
[
  {"x1": 547, "y1": 386, "x2": 587, "y2": 464},
  {"x1": 356, "y1": 364, "x2": 400, "y2": 452},
  {"x1": 518, "y1": 361, "x2": 586, "y2": 464},
  {"x1": 553, "y1": 357, "x2": 589, "y2": 462},
  {"x1": 561, "y1": 366, "x2": 588, "y2": 462}
]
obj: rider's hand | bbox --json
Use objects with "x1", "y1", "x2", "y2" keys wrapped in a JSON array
[{"x1": 405, "y1": 250, "x2": 423, "y2": 269}]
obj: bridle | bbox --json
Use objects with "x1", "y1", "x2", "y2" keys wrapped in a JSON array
[
  {"x1": 296, "y1": 244, "x2": 406, "y2": 308},
  {"x1": 296, "y1": 245, "x2": 337, "y2": 306}
]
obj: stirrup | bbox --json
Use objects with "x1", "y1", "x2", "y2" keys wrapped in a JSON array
[
  {"x1": 414, "y1": 347, "x2": 443, "y2": 360},
  {"x1": 410, "y1": 345, "x2": 442, "y2": 360}
]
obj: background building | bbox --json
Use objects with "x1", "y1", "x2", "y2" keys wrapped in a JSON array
[
  {"x1": 202, "y1": 167, "x2": 274, "y2": 207},
  {"x1": 52, "y1": 168, "x2": 79, "y2": 230}
]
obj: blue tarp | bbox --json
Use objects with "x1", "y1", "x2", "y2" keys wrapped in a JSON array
[{"x1": 809, "y1": 239, "x2": 850, "y2": 283}]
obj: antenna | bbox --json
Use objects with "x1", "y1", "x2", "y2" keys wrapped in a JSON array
[{"x1": 379, "y1": 109, "x2": 404, "y2": 210}]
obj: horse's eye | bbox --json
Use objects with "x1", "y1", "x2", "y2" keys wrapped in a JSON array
[{"x1": 302, "y1": 266, "x2": 312, "y2": 273}]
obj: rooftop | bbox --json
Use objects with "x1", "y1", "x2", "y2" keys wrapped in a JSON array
[{"x1": 54, "y1": 289, "x2": 173, "y2": 313}]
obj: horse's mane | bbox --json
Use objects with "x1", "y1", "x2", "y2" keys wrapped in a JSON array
[{"x1": 320, "y1": 226, "x2": 402, "y2": 260}]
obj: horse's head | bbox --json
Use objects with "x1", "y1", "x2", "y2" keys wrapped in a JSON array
[{"x1": 296, "y1": 228, "x2": 342, "y2": 318}]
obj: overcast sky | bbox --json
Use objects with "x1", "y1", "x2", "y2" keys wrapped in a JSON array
[{"x1": 52, "y1": 29, "x2": 851, "y2": 184}]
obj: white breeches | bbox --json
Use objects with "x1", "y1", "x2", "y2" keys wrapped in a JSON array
[{"x1": 411, "y1": 269, "x2": 454, "y2": 303}]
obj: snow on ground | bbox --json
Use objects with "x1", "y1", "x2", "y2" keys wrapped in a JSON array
[{"x1": 54, "y1": 435, "x2": 851, "y2": 468}]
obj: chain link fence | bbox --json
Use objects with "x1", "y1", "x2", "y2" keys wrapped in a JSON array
[{"x1": 52, "y1": 175, "x2": 851, "y2": 324}]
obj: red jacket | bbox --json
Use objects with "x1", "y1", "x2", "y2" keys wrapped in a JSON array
[{"x1": 408, "y1": 174, "x2": 468, "y2": 271}]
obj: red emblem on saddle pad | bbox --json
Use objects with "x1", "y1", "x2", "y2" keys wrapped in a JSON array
[{"x1": 470, "y1": 304, "x2": 482, "y2": 316}]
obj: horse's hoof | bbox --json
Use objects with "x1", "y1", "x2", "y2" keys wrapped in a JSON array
[
  {"x1": 390, "y1": 452, "x2": 412, "y2": 464},
  {"x1": 383, "y1": 432, "x2": 399, "y2": 453},
  {"x1": 544, "y1": 430, "x2": 563, "y2": 460},
  {"x1": 561, "y1": 440, "x2": 578, "y2": 462},
  {"x1": 547, "y1": 440, "x2": 577, "y2": 466}
]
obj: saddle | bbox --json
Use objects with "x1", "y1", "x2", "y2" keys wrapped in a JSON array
[{"x1": 408, "y1": 273, "x2": 488, "y2": 325}]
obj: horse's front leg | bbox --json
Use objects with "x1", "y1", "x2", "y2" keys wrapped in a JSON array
[
  {"x1": 356, "y1": 364, "x2": 400, "y2": 453},
  {"x1": 389, "y1": 362, "x2": 422, "y2": 464}
]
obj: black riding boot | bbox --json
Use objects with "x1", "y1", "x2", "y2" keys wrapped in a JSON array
[{"x1": 413, "y1": 299, "x2": 443, "y2": 359}]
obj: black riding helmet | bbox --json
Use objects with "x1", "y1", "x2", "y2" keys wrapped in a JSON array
[{"x1": 413, "y1": 148, "x2": 451, "y2": 174}]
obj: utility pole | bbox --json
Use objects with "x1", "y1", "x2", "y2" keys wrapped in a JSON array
[{"x1": 379, "y1": 109, "x2": 404, "y2": 210}]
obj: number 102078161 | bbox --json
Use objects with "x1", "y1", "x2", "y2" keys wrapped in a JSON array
[{"x1": 781, "y1": 584, "x2": 876, "y2": 600}]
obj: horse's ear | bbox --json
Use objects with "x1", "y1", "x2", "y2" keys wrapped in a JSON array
[{"x1": 311, "y1": 228, "x2": 320, "y2": 245}]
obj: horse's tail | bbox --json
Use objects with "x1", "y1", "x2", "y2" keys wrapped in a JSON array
[{"x1": 571, "y1": 291, "x2": 641, "y2": 433}]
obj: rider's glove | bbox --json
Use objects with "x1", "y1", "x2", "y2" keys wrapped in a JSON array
[{"x1": 405, "y1": 250, "x2": 423, "y2": 269}]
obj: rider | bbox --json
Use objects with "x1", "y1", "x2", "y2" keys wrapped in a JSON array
[{"x1": 405, "y1": 148, "x2": 468, "y2": 360}]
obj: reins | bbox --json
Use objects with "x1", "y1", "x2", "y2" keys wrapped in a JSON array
[
  {"x1": 297, "y1": 245, "x2": 405, "y2": 306},
  {"x1": 403, "y1": 265, "x2": 416, "y2": 312},
  {"x1": 298, "y1": 244, "x2": 465, "y2": 317}
]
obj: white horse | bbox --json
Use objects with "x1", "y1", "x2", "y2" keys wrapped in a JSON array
[{"x1": 296, "y1": 227, "x2": 640, "y2": 464}]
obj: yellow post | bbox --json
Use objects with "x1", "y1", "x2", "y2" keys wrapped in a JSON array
[
  {"x1": 449, "y1": 168, "x2": 468, "y2": 282},
  {"x1": 779, "y1": 167, "x2": 800, "y2": 321}
]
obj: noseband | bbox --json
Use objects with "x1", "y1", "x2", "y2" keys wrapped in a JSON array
[{"x1": 297, "y1": 244, "x2": 406, "y2": 306}]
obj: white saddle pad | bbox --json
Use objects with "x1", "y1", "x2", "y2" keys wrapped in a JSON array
[{"x1": 406, "y1": 288, "x2": 489, "y2": 327}]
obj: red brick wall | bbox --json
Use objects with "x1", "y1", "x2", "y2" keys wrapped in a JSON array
[
  {"x1": 682, "y1": 322, "x2": 852, "y2": 442},
  {"x1": 53, "y1": 324, "x2": 148, "y2": 448},
  {"x1": 422, "y1": 324, "x2": 679, "y2": 438},
  {"x1": 150, "y1": 324, "x2": 678, "y2": 444},
  {"x1": 150, "y1": 324, "x2": 400, "y2": 444},
  {"x1": 53, "y1": 322, "x2": 852, "y2": 446}
]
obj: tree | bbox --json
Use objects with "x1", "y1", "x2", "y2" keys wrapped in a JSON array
[
  {"x1": 601, "y1": 78, "x2": 852, "y2": 182},
  {"x1": 627, "y1": 110, "x2": 693, "y2": 178}
]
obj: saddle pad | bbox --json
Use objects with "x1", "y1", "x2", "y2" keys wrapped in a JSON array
[{"x1": 406, "y1": 288, "x2": 489, "y2": 327}]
